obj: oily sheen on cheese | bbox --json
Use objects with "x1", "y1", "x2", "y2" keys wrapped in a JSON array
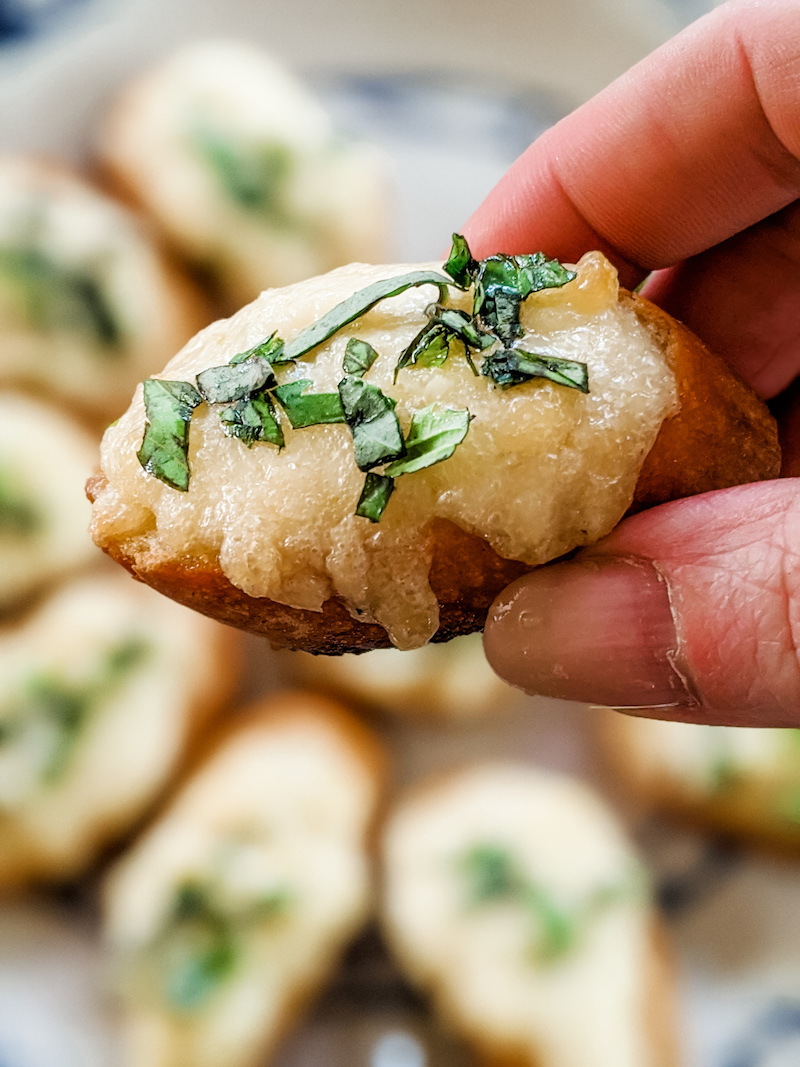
[{"x1": 90, "y1": 252, "x2": 678, "y2": 650}]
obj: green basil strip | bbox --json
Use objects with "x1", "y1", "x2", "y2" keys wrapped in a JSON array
[
  {"x1": 386, "y1": 406, "x2": 470, "y2": 477},
  {"x1": 443, "y1": 232, "x2": 478, "y2": 288},
  {"x1": 191, "y1": 128, "x2": 294, "y2": 220},
  {"x1": 196, "y1": 356, "x2": 276, "y2": 404},
  {"x1": 0, "y1": 470, "x2": 40, "y2": 535},
  {"x1": 219, "y1": 391, "x2": 284, "y2": 448},
  {"x1": 284, "y1": 271, "x2": 457, "y2": 362},
  {"x1": 435, "y1": 307, "x2": 496, "y2": 351},
  {"x1": 338, "y1": 376, "x2": 405, "y2": 471},
  {"x1": 137, "y1": 379, "x2": 203, "y2": 492},
  {"x1": 474, "y1": 253, "x2": 576, "y2": 342},
  {"x1": 343, "y1": 337, "x2": 379, "y2": 378},
  {"x1": 355, "y1": 472, "x2": 395, "y2": 522},
  {"x1": 273, "y1": 379, "x2": 346, "y2": 428},
  {"x1": 229, "y1": 331, "x2": 288, "y2": 366},
  {"x1": 482, "y1": 349, "x2": 589, "y2": 393},
  {"x1": 394, "y1": 321, "x2": 455, "y2": 379}
]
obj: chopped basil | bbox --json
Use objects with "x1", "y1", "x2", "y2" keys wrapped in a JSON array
[
  {"x1": 0, "y1": 636, "x2": 150, "y2": 790},
  {"x1": 229, "y1": 332, "x2": 288, "y2": 366},
  {"x1": 482, "y1": 348, "x2": 589, "y2": 393},
  {"x1": 273, "y1": 380, "x2": 345, "y2": 428},
  {"x1": 443, "y1": 232, "x2": 478, "y2": 288},
  {"x1": 191, "y1": 128, "x2": 294, "y2": 221},
  {"x1": 137, "y1": 379, "x2": 203, "y2": 492},
  {"x1": 459, "y1": 843, "x2": 635, "y2": 965},
  {"x1": 196, "y1": 356, "x2": 276, "y2": 405},
  {"x1": 355, "y1": 472, "x2": 395, "y2": 522},
  {"x1": 385, "y1": 406, "x2": 470, "y2": 477},
  {"x1": 0, "y1": 469, "x2": 41, "y2": 536},
  {"x1": 338, "y1": 376, "x2": 405, "y2": 471},
  {"x1": 394, "y1": 322, "x2": 456, "y2": 379},
  {"x1": 219, "y1": 391, "x2": 284, "y2": 449},
  {"x1": 156, "y1": 876, "x2": 290, "y2": 1013},
  {"x1": 474, "y1": 252, "x2": 576, "y2": 342},
  {"x1": 0, "y1": 246, "x2": 122, "y2": 349},
  {"x1": 284, "y1": 271, "x2": 455, "y2": 362},
  {"x1": 343, "y1": 337, "x2": 379, "y2": 378}
]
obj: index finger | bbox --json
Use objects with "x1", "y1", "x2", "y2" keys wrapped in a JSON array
[{"x1": 462, "y1": 0, "x2": 800, "y2": 288}]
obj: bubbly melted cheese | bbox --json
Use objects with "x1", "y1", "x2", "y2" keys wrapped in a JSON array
[
  {"x1": 0, "y1": 569, "x2": 232, "y2": 884},
  {"x1": 105, "y1": 707, "x2": 380, "y2": 1067},
  {"x1": 91, "y1": 252, "x2": 677, "y2": 649},
  {"x1": 382, "y1": 765, "x2": 661, "y2": 1067},
  {"x1": 0, "y1": 392, "x2": 97, "y2": 612},
  {"x1": 99, "y1": 40, "x2": 388, "y2": 307},
  {"x1": 0, "y1": 160, "x2": 205, "y2": 422}
]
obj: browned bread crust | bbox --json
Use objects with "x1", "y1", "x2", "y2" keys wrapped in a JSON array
[{"x1": 87, "y1": 291, "x2": 780, "y2": 655}]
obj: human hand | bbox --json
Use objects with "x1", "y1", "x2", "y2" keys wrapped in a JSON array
[{"x1": 465, "y1": 0, "x2": 800, "y2": 725}]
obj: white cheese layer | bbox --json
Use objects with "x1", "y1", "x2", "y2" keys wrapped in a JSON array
[
  {"x1": 91, "y1": 252, "x2": 677, "y2": 649},
  {"x1": 383, "y1": 764, "x2": 664, "y2": 1067},
  {"x1": 105, "y1": 702, "x2": 381, "y2": 1067},
  {"x1": 0, "y1": 392, "x2": 97, "y2": 612},
  {"x1": 0, "y1": 568, "x2": 232, "y2": 883},
  {"x1": 0, "y1": 159, "x2": 205, "y2": 422},
  {"x1": 98, "y1": 40, "x2": 389, "y2": 308}
]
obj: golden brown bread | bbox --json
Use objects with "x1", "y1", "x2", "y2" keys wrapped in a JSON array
[{"x1": 87, "y1": 287, "x2": 779, "y2": 655}]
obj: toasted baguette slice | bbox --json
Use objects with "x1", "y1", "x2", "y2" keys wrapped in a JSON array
[
  {"x1": 104, "y1": 692, "x2": 385, "y2": 1067},
  {"x1": 0, "y1": 568, "x2": 237, "y2": 887},
  {"x1": 381, "y1": 764, "x2": 677, "y2": 1067},
  {"x1": 88, "y1": 251, "x2": 779, "y2": 655},
  {"x1": 598, "y1": 709, "x2": 800, "y2": 854}
]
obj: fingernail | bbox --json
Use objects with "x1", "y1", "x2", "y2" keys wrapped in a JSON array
[{"x1": 483, "y1": 556, "x2": 693, "y2": 708}]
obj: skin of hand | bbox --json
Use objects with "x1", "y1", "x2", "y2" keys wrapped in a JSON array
[{"x1": 467, "y1": 0, "x2": 800, "y2": 726}]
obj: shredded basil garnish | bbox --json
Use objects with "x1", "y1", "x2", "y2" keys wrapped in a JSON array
[
  {"x1": 482, "y1": 349, "x2": 589, "y2": 393},
  {"x1": 385, "y1": 406, "x2": 470, "y2": 477},
  {"x1": 273, "y1": 380, "x2": 345, "y2": 428},
  {"x1": 219, "y1": 391, "x2": 284, "y2": 448},
  {"x1": 338, "y1": 376, "x2": 405, "y2": 471},
  {"x1": 138, "y1": 379, "x2": 203, "y2": 492},
  {"x1": 191, "y1": 128, "x2": 294, "y2": 222},
  {"x1": 343, "y1": 337, "x2": 379, "y2": 378},
  {"x1": 0, "y1": 469, "x2": 41, "y2": 536},
  {"x1": 356, "y1": 472, "x2": 395, "y2": 523},
  {"x1": 135, "y1": 234, "x2": 588, "y2": 518},
  {"x1": 0, "y1": 636, "x2": 150, "y2": 791},
  {"x1": 459, "y1": 844, "x2": 639, "y2": 965},
  {"x1": 155, "y1": 876, "x2": 290, "y2": 1012}
]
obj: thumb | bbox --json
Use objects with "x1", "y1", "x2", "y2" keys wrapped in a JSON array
[{"x1": 483, "y1": 480, "x2": 800, "y2": 726}]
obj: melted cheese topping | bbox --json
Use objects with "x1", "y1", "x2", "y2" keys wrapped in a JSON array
[
  {"x1": 99, "y1": 40, "x2": 389, "y2": 307},
  {"x1": 382, "y1": 765, "x2": 659, "y2": 1067},
  {"x1": 105, "y1": 706, "x2": 380, "y2": 1067},
  {"x1": 91, "y1": 252, "x2": 677, "y2": 649},
  {"x1": 0, "y1": 160, "x2": 205, "y2": 422},
  {"x1": 0, "y1": 392, "x2": 97, "y2": 612},
  {"x1": 0, "y1": 569, "x2": 232, "y2": 884}
]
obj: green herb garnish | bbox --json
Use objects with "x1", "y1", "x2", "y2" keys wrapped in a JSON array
[
  {"x1": 443, "y1": 231, "x2": 478, "y2": 288},
  {"x1": 0, "y1": 245, "x2": 122, "y2": 349},
  {"x1": 481, "y1": 349, "x2": 589, "y2": 393},
  {"x1": 137, "y1": 379, "x2": 203, "y2": 492},
  {"x1": 229, "y1": 332, "x2": 289, "y2": 366},
  {"x1": 273, "y1": 380, "x2": 345, "y2": 428},
  {"x1": 338, "y1": 376, "x2": 405, "y2": 471},
  {"x1": 343, "y1": 337, "x2": 379, "y2": 378},
  {"x1": 356, "y1": 472, "x2": 395, "y2": 523},
  {"x1": 196, "y1": 356, "x2": 276, "y2": 405},
  {"x1": 459, "y1": 844, "x2": 638, "y2": 965},
  {"x1": 153, "y1": 875, "x2": 290, "y2": 1013},
  {"x1": 474, "y1": 252, "x2": 577, "y2": 342},
  {"x1": 191, "y1": 128, "x2": 294, "y2": 222},
  {"x1": 385, "y1": 406, "x2": 470, "y2": 477},
  {"x1": 0, "y1": 636, "x2": 150, "y2": 790},
  {"x1": 219, "y1": 391, "x2": 285, "y2": 449},
  {"x1": 0, "y1": 468, "x2": 41, "y2": 536}
]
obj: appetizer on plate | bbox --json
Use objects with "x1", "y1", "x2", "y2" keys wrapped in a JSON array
[
  {"x1": 0, "y1": 391, "x2": 97, "y2": 614},
  {"x1": 600, "y1": 711, "x2": 800, "y2": 853},
  {"x1": 98, "y1": 40, "x2": 389, "y2": 309},
  {"x1": 0, "y1": 569, "x2": 236, "y2": 887},
  {"x1": 287, "y1": 632, "x2": 519, "y2": 720},
  {"x1": 104, "y1": 692, "x2": 385, "y2": 1067},
  {"x1": 0, "y1": 159, "x2": 207, "y2": 424},
  {"x1": 381, "y1": 764, "x2": 677, "y2": 1067},
  {"x1": 88, "y1": 238, "x2": 778, "y2": 654}
]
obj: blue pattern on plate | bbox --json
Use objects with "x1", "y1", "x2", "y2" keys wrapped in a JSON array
[{"x1": 0, "y1": 0, "x2": 88, "y2": 42}]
